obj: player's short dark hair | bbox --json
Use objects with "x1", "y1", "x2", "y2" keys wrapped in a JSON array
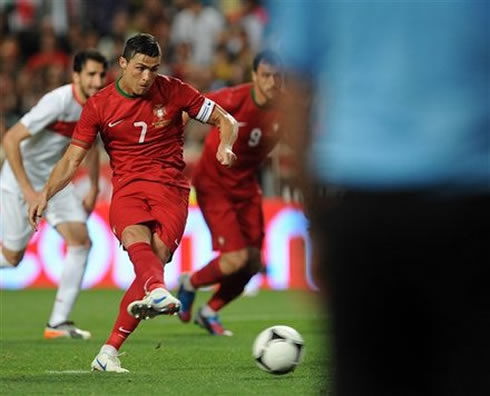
[
  {"x1": 253, "y1": 50, "x2": 282, "y2": 71},
  {"x1": 73, "y1": 49, "x2": 108, "y2": 73},
  {"x1": 122, "y1": 33, "x2": 161, "y2": 61}
]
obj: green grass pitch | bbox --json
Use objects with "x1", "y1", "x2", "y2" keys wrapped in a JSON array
[{"x1": 0, "y1": 289, "x2": 329, "y2": 395}]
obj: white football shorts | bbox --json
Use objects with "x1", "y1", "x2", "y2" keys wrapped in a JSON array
[{"x1": 0, "y1": 183, "x2": 87, "y2": 251}]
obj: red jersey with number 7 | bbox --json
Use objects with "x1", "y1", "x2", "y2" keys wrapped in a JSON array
[
  {"x1": 72, "y1": 75, "x2": 215, "y2": 193},
  {"x1": 193, "y1": 83, "x2": 281, "y2": 199}
]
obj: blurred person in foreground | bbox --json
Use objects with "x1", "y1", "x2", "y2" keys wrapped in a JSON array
[
  {"x1": 270, "y1": 1, "x2": 490, "y2": 395},
  {"x1": 0, "y1": 50, "x2": 107, "y2": 339},
  {"x1": 177, "y1": 50, "x2": 283, "y2": 335},
  {"x1": 28, "y1": 33, "x2": 238, "y2": 373}
]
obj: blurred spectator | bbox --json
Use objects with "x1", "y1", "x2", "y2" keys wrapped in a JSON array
[
  {"x1": 97, "y1": 9, "x2": 130, "y2": 65},
  {"x1": 48, "y1": 0, "x2": 69, "y2": 35},
  {"x1": 84, "y1": 0, "x2": 129, "y2": 36},
  {"x1": 83, "y1": 29, "x2": 101, "y2": 52},
  {"x1": 66, "y1": 22, "x2": 85, "y2": 53},
  {"x1": 3, "y1": 0, "x2": 38, "y2": 33},
  {"x1": 210, "y1": 45, "x2": 234, "y2": 88},
  {"x1": 150, "y1": 17, "x2": 173, "y2": 75},
  {"x1": 171, "y1": 0, "x2": 224, "y2": 66},
  {"x1": 235, "y1": 0, "x2": 268, "y2": 52},
  {"x1": 142, "y1": 0, "x2": 167, "y2": 26},
  {"x1": 0, "y1": 71, "x2": 19, "y2": 131},
  {"x1": 25, "y1": 20, "x2": 69, "y2": 72},
  {"x1": 128, "y1": 8, "x2": 151, "y2": 37},
  {"x1": 0, "y1": 35, "x2": 21, "y2": 76}
]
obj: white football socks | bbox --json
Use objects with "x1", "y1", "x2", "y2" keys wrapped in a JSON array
[
  {"x1": 48, "y1": 245, "x2": 89, "y2": 327},
  {"x1": 201, "y1": 305, "x2": 217, "y2": 317},
  {"x1": 101, "y1": 344, "x2": 118, "y2": 356},
  {"x1": 183, "y1": 274, "x2": 195, "y2": 291}
]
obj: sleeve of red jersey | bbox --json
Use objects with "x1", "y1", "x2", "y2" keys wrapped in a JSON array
[
  {"x1": 71, "y1": 98, "x2": 100, "y2": 149},
  {"x1": 173, "y1": 79, "x2": 215, "y2": 123}
]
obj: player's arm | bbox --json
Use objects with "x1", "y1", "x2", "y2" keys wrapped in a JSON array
[
  {"x1": 3, "y1": 89, "x2": 63, "y2": 205},
  {"x1": 80, "y1": 143, "x2": 100, "y2": 214},
  {"x1": 28, "y1": 142, "x2": 89, "y2": 230},
  {"x1": 2, "y1": 122, "x2": 36, "y2": 203},
  {"x1": 175, "y1": 79, "x2": 238, "y2": 166},
  {"x1": 206, "y1": 104, "x2": 238, "y2": 167},
  {"x1": 181, "y1": 112, "x2": 190, "y2": 126}
]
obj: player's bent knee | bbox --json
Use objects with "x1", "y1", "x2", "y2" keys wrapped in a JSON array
[
  {"x1": 121, "y1": 225, "x2": 152, "y2": 247},
  {"x1": 67, "y1": 232, "x2": 92, "y2": 248},
  {"x1": 247, "y1": 259, "x2": 262, "y2": 275},
  {"x1": 2, "y1": 248, "x2": 25, "y2": 267},
  {"x1": 67, "y1": 239, "x2": 92, "y2": 250},
  {"x1": 58, "y1": 223, "x2": 92, "y2": 248},
  {"x1": 154, "y1": 246, "x2": 170, "y2": 264},
  {"x1": 222, "y1": 249, "x2": 249, "y2": 272},
  {"x1": 246, "y1": 248, "x2": 262, "y2": 274},
  {"x1": 151, "y1": 233, "x2": 171, "y2": 264}
]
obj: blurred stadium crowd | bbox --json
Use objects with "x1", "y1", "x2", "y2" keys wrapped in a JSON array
[{"x1": 0, "y1": 0, "x2": 296, "y2": 197}]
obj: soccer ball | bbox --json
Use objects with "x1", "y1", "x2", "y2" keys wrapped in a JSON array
[{"x1": 252, "y1": 325, "x2": 305, "y2": 375}]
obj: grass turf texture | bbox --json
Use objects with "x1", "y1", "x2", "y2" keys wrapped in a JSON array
[{"x1": 0, "y1": 289, "x2": 328, "y2": 395}]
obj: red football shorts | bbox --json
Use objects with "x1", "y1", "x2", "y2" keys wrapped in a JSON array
[
  {"x1": 109, "y1": 180, "x2": 189, "y2": 254},
  {"x1": 195, "y1": 184, "x2": 264, "y2": 253}
]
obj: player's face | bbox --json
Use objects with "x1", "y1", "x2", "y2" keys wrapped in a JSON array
[
  {"x1": 119, "y1": 53, "x2": 160, "y2": 96},
  {"x1": 253, "y1": 62, "x2": 282, "y2": 103},
  {"x1": 73, "y1": 60, "x2": 106, "y2": 100}
]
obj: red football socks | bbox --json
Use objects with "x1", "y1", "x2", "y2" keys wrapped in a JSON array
[
  {"x1": 127, "y1": 242, "x2": 165, "y2": 292},
  {"x1": 208, "y1": 269, "x2": 254, "y2": 312},
  {"x1": 105, "y1": 279, "x2": 144, "y2": 350},
  {"x1": 190, "y1": 256, "x2": 225, "y2": 288},
  {"x1": 105, "y1": 242, "x2": 165, "y2": 350}
]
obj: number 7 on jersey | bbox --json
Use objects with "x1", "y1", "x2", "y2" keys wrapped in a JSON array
[{"x1": 134, "y1": 121, "x2": 148, "y2": 143}]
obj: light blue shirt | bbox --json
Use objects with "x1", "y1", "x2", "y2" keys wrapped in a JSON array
[{"x1": 269, "y1": 1, "x2": 489, "y2": 191}]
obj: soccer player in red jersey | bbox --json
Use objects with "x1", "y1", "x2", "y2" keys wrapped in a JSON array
[
  {"x1": 28, "y1": 33, "x2": 238, "y2": 372},
  {"x1": 177, "y1": 51, "x2": 282, "y2": 336}
]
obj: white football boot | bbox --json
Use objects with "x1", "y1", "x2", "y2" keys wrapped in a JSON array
[
  {"x1": 44, "y1": 321, "x2": 91, "y2": 340},
  {"x1": 91, "y1": 351, "x2": 129, "y2": 373},
  {"x1": 127, "y1": 288, "x2": 181, "y2": 320}
]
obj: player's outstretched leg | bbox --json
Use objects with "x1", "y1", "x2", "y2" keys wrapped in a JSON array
[
  {"x1": 92, "y1": 239, "x2": 180, "y2": 373},
  {"x1": 189, "y1": 256, "x2": 226, "y2": 288},
  {"x1": 177, "y1": 273, "x2": 196, "y2": 322},
  {"x1": 195, "y1": 269, "x2": 255, "y2": 336},
  {"x1": 91, "y1": 278, "x2": 144, "y2": 373},
  {"x1": 182, "y1": 251, "x2": 248, "y2": 323}
]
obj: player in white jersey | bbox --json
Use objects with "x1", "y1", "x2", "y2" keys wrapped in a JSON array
[{"x1": 0, "y1": 50, "x2": 107, "y2": 339}]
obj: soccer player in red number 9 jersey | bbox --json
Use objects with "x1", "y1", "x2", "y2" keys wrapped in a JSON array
[
  {"x1": 28, "y1": 34, "x2": 238, "y2": 372},
  {"x1": 177, "y1": 51, "x2": 283, "y2": 336}
]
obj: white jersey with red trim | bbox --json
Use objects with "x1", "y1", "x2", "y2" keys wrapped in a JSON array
[{"x1": 0, "y1": 84, "x2": 83, "y2": 193}]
